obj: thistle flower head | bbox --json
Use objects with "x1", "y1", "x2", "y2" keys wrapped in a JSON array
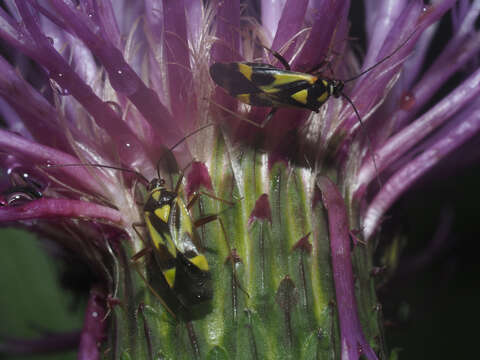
[{"x1": 1, "y1": 1, "x2": 478, "y2": 359}]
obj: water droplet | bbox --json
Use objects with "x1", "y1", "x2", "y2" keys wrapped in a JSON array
[
  {"x1": 105, "y1": 101, "x2": 123, "y2": 117},
  {"x1": 419, "y1": 5, "x2": 433, "y2": 21},
  {"x1": 57, "y1": 73, "x2": 64, "y2": 78},
  {"x1": 88, "y1": 12, "x2": 95, "y2": 18},
  {"x1": 6, "y1": 192, "x2": 35, "y2": 206},
  {"x1": 8, "y1": 167, "x2": 47, "y2": 191},
  {"x1": 92, "y1": 311, "x2": 98, "y2": 318},
  {"x1": 109, "y1": 67, "x2": 139, "y2": 95},
  {"x1": 400, "y1": 91, "x2": 416, "y2": 110},
  {"x1": 50, "y1": 79, "x2": 69, "y2": 96},
  {"x1": 116, "y1": 135, "x2": 143, "y2": 165}
]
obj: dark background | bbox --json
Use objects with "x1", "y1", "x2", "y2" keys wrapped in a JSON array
[
  {"x1": 1, "y1": 1, "x2": 479, "y2": 359},
  {"x1": 349, "y1": 1, "x2": 480, "y2": 359}
]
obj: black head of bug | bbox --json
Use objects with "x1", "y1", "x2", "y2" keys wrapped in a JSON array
[
  {"x1": 330, "y1": 79, "x2": 344, "y2": 98},
  {"x1": 147, "y1": 178, "x2": 166, "y2": 192}
]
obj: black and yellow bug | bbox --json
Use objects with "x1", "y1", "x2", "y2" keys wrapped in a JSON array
[
  {"x1": 210, "y1": 61, "x2": 344, "y2": 119},
  {"x1": 138, "y1": 175, "x2": 212, "y2": 309},
  {"x1": 47, "y1": 125, "x2": 218, "y2": 312},
  {"x1": 210, "y1": 33, "x2": 416, "y2": 127}
]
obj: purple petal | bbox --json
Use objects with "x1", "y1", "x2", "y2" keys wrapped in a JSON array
[
  {"x1": 163, "y1": 0, "x2": 194, "y2": 126},
  {"x1": 261, "y1": 0, "x2": 286, "y2": 39},
  {"x1": 363, "y1": 0, "x2": 408, "y2": 69},
  {"x1": 0, "y1": 129, "x2": 105, "y2": 195},
  {"x1": 393, "y1": 8, "x2": 480, "y2": 130},
  {"x1": 355, "y1": 67, "x2": 480, "y2": 198},
  {"x1": 185, "y1": 0, "x2": 203, "y2": 44},
  {"x1": 78, "y1": 288, "x2": 107, "y2": 360},
  {"x1": 6, "y1": 2, "x2": 148, "y2": 165},
  {"x1": 0, "y1": 198, "x2": 122, "y2": 223},
  {"x1": 46, "y1": 0, "x2": 181, "y2": 151},
  {"x1": 0, "y1": 56, "x2": 71, "y2": 152},
  {"x1": 292, "y1": 1, "x2": 348, "y2": 72},
  {"x1": 0, "y1": 98, "x2": 31, "y2": 139},
  {"x1": 211, "y1": 0, "x2": 240, "y2": 62},
  {"x1": 363, "y1": 108, "x2": 480, "y2": 239},
  {"x1": 270, "y1": 0, "x2": 308, "y2": 63},
  {"x1": 317, "y1": 176, "x2": 378, "y2": 360},
  {"x1": 84, "y1": 0, "x2": 122, "y2": 48}
]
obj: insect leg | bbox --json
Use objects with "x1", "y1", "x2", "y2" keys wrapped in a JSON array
[
  {"x1": 131, "y1": 223, "x2": 177, "y2": 318},
  {"x1": 306, "y1": 60, "x2": 336, "y2": 77},
  {"x1": 187, "y1": 191, "x2": 234, "y2": 210},
  {"x1": 193, "y1": 214, "x2": 249, "y2": 299},
  {"x1": 259, "y1": 107, "x2": 278, "y2": 128},
  {"x1": 261, "y1": 45, "x2": 291, "y2": 71}
]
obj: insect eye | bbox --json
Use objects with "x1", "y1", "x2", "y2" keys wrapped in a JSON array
[{"x1": 148, "y1": 178, "x2": 165, "y2": 191}]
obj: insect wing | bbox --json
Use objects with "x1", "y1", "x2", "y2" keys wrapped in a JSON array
[
  {"x1": 167, "y1": 196, "x2": 212, "y2": 305},
  {"x1": 210, "y1": 62, "x2": 320, "y2": 110}
]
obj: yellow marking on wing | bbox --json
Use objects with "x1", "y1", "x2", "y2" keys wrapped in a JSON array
[
  {"x1": 238, "y1": 63, "x2": 253, "y2": 80},
  {"x1": 151, "y1": 189, "x2": 160, "y2": 202},
  {"x1": 259, "y1": 86, "x2": 281, "y2": 94},
  {"x1": 316, "y1": 91, "x2": 329, "y2": 104},
  {"x1": 155, "y1": 205, "x2": 170, "y2": 223},
  {"x1": 291, "y1": 89, "x2": 309, "y2": 104},
  {"x1": 177, "y1": 198, "x2": 193, "y2": 235},
  {"x1": 322, "y1": 80, "x2": 329, "y2": 87},
  {"x1": 272, "y1": 73, "x2": 317, "y2": 86},
  {"x1": 237, "y1": 93, "x2": 251, "y2": 104},
  {"x1": 145, "y1": 212, "x2": 177, "y2": 256},
  {"x1": 163, "y1": 268, "x2": 176, "y2": 288},
  {"x1": 190, "y1": 254, "x2": 209, "y2": 271}
]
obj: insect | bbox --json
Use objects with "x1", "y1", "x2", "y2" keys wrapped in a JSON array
[
  {"x1": 133, "y1": 173, "x2": 213, "y2": 310},
  {"x1": 210, "y1": 33, "x2": 416, "y2": 128},
  {"x1": 48, "y1": 124, "x2": 233, "y2": 313}
]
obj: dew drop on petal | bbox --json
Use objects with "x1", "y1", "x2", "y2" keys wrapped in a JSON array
[
  {"x1": 105, "y1": 101, "x2": 123, "y2": 117},
  {"x1": 399, "y1": 91, "x2": 416, "y2": 110},
  {"x1": 7, "y1": 166, "x2": 48, "y2": 192},
  {"x1": 92, "y1": 311, "x2": 98, "y2": 318},
  {"x1": 116, "y1": 135, "x2": 142, "y2": 165},
  {"x1": 419, "y1": 5, "x2": 433, "y2": 21},
  {"x1": 109, "y1": 68, "x2": 139, "y2": 95}
]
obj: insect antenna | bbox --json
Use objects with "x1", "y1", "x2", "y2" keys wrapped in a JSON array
[
  {"x1": 45, "y1": 163, "x2": 150, "y2": 185},
  {"x1": 46, "y1": 123, "x2": 214, "y2": 185},
  {"x1": 339, "y1": 92, "x2": 381, "y2": 186},
  {"x1": 155, "y1": 122, "x2": 214, "y2": 179},
  {"x1": 335, "y1": 30, "x2": 418, "y2": 186},
  {"x1": 343, "y1": 29, "x2": 418, "y2": 84}
]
